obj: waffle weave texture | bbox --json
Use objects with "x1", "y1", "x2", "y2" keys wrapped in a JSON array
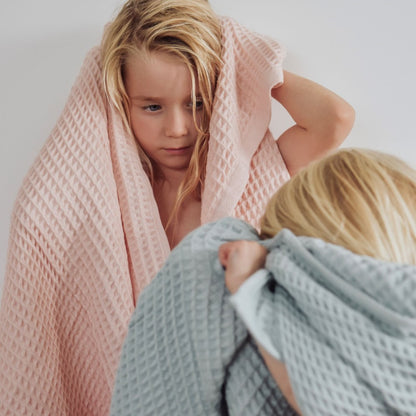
[
  {"x1": 111, "y1": 217, "x2": 416, "y2": 416},
  {"x1": 110, "y1": 217, "x2": 297, "y2": 416},
  {"x1": 0, "y1": 17, "x2": 289, "y2": 415},
  {"x1": 262, "y1": 227, "x2": 416, "y2": 415}
]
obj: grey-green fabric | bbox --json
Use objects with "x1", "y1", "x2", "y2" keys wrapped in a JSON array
[{"x1": 110, "y1": 217, "x2": 416, "y2": 415}]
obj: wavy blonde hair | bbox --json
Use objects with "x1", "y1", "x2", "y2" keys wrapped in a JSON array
[
  {"x1": 101, "y1": 0, "x2": 222, "y2": 224},
  {"x1": 261, "y1": 148, "x2": 416, "y2": 265}
]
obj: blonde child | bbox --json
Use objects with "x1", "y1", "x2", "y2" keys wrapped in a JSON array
[
  {"x1": 219, "y1": 148, "x2": 416, "y2": 414},
  {"x1": 0, "y1": 0, "x2": 354, "y2": 414},
  {"x1": 100, "y1": 0, "x2": 354, "y2": 248}
]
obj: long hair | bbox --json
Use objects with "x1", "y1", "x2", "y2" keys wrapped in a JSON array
[
  {"x1": 101, "y1": 0, "x2": 222, "y2": 225},
  {"x1": 261, "y1": 148, "x2": 416, "y2": 265}
]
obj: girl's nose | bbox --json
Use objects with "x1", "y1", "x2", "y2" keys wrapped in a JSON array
[{"x1": 165, "y1": 109, "x2": 189, "y2": 138}]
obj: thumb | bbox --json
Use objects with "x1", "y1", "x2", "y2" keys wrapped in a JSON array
[{"x1": 218, "y1": 242, "x2": 237, "y2": 268}]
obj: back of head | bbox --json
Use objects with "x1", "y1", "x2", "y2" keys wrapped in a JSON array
[{"x1": 261, "y1": 148, "x2": 416, "y2": 265}]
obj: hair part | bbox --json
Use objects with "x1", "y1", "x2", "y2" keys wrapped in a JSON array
[
  {"x1": 101, "y1": 0, "x2": 223, "y2": 227},
  {"x1": 261, "y1": 148, "x2": 416, "y2": 265}
]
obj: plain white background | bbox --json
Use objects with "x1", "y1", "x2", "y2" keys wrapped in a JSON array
[{"x1": 1, "y1": 0, "x2": 415, "y2": 294}]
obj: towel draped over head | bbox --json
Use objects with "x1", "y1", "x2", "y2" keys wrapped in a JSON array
[{"x1": 0, "y1": 17, "x2": 289, "y2": 415}]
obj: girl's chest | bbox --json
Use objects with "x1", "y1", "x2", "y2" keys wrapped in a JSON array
[
  {"x1": 155, "y1": 191, "x2": 201, "y2": 249},
  {"x1": 168, "y1": 199, "x2": 201, "y2": 248}
]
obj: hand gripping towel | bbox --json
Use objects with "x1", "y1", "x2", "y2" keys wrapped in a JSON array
[
  {"x1": 110, "y1": 217, "x2": 416, "y2": 416},
  {"x1": 0, "y1": 17, "x2": 289, "y2": 416},
  {"x1": 110, "y1": 217, "x2": 298, "y2": 416}
]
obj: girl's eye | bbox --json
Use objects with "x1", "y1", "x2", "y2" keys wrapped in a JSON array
[
  {"x1": 188, "y1": 99, "x2": 203, "y2": 110},
  {"x1": 144, "y1": 104, "x2": 161, "y2": 112}
]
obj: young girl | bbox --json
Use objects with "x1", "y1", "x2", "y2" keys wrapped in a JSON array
[
  {"x1": 100, "y1": 0, "x2": 355, "y2": 248},
  {"x1": 110, "y1": 148, "x2": 416, "y2": 415},
  {"x1": 0, "y1": 0, "x2": 353, "y2": 414},
  {"x1": 220, "y1": 148, "x2": 416, "y2": 414}
]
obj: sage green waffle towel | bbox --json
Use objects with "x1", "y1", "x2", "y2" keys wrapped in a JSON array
[{"x1": 110, "y1": 217, "x2": 416, "y2": 415}]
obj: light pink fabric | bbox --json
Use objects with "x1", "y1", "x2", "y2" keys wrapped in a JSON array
[{"x1": 0, "y1": 17, "x2": 289, "y2": 415}]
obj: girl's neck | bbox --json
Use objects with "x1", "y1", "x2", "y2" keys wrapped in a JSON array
[
  {"x1": 152, "y1": 167, "x2": 201, "y2": 249},
  {"x1": 154, "y1": 166, "x2": 186, "y2": 193}
]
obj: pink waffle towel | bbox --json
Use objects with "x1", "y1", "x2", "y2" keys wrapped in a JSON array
[{"x1": 0, "y1": 17, "x2": 289, "y2": 415}]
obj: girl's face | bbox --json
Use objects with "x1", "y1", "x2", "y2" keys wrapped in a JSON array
[{"x1": 124, "y1": 50, "x2": 202, "y2": 177}]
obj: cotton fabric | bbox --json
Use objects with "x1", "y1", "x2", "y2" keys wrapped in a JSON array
[
  {"x1": 112, "y1": 217, "x2": 416, "y2": 416},
  {"x1": 110, "y1": 218, "x2": 297, "y2": 416},
  {"x1": 0, "y1": 17, "x2": 289, "y2": 415}
]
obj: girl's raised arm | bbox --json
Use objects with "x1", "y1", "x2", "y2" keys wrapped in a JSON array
[{"x1": 272, "y1": 71, "x2": 355, "y2": 175}]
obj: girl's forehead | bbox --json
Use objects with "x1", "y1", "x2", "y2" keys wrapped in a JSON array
[{"x1": 124, "y1": 50, "x2": 199, "y2": 98}]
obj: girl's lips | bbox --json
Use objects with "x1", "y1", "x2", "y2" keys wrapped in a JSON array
[{"x1": 164, "y1": 146, "x2": 192, "y2": 155}]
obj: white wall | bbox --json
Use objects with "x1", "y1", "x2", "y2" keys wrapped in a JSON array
[{"x1": 1, "y1": 0, "x2": 415, "y2": 294}]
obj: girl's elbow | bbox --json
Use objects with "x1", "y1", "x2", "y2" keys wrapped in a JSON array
[
  {"x1": 331, "y1": 102, "x2": 355, "y2": 144},
  {"x1": 339, "y1": 101, "x2": 355, "y2": 129}
]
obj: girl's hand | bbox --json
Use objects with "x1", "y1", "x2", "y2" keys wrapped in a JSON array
[{"x1": 218, "y1": 241, "x2": 268, "y2": 294}]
